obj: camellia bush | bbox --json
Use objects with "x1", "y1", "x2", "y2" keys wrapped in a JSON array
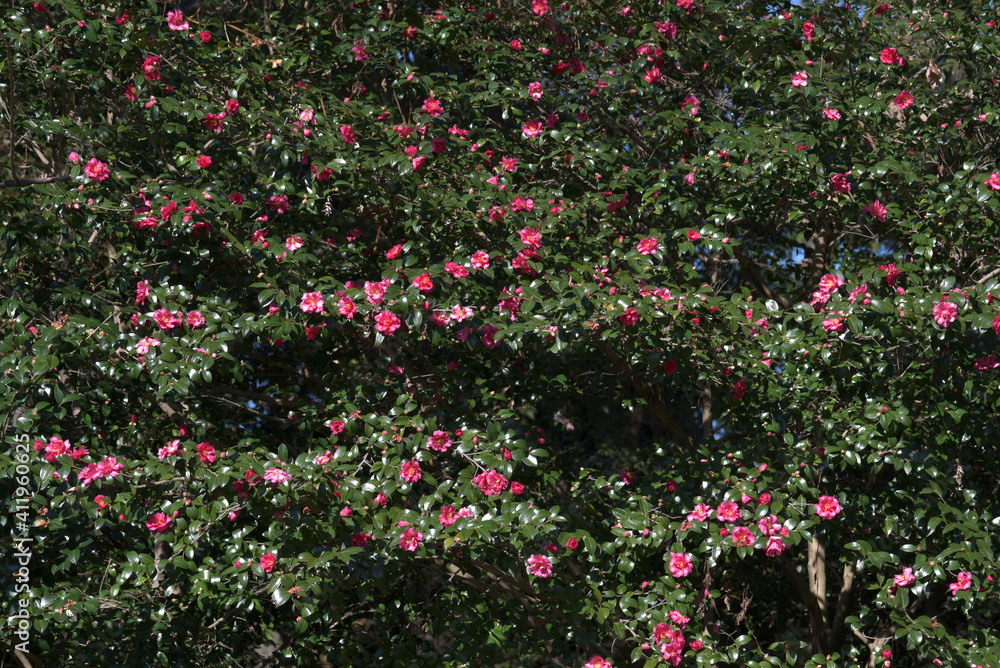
[{"x1": 2, "y1": 0, "x2": 1000, "y2": 665}]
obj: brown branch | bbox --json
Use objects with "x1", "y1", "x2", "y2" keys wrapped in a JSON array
[
  {"x1": 592, "y1": 335, "x2": 696, "y2": 454},
  {"x1": 0, "y1": 175, "x2": 72, "y2": 188},
  {"x1": 830, "y1": 561, "x2": 855, "y2": 648},
  {"x1": 197, "y1": 382, "x2": 310, "y2": 409},
  {"x1": 778, "y1": 551, "x2": 828, "y2": 654},
  {"x1": 732, "y1": 245, "x2": 792, "y2": 309}
]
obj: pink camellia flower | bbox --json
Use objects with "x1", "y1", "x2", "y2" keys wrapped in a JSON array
[
  {"x1": 439, "y1": 506, "x2": 459, "y2": 527},
  {"x1": 765, "y1": 536, "x2": 786, "y2": 557},
  {"x1": 142, "y1": 55, "x2": 161, "y2": 81},
  {"x1": 815, "y1": 495, "x2": 842, "y2": 519},
  {"x1": 823, "y1": 314, "x2": 846, "y2": 334},
  {"x1": 519, "y1": 227, "x2": 542, "y2": 249},
  {"x1": 894, "y1": 567, "x2": 916, "y2": 587},
  {"x1": 399, "y1": 527, "x2": 423, "y2": 551},
  {"x1": 84, "y1": 158, "x2": 111, "y2": 182},
  {"x1": 268, "y1": 195, "x2": 290, "y2": 214},
  {"x1": 682, "y1": 95, "x2": 700, "y2": 116},
  {"x1": 994, "y1": 312, "x2": 1000, "y2": 337},
  {"x1": 527, "y1": 553, "x2": 553, "y2": 578},
  {"x1": 975, "y1": 354, "x2": 1000, "y2": 372},
  {"x1": 68, "y1": 152, "x2": 81, "y2": 164},
  {"x1": 204, "y1": 113, "x2": 226, "y2": 132},
  {"x1": 863, "y1": 199, "x2": 888, "y2": 222},
  {"x1": 352, "y1": 43, "x2": 369, "y2": 62},
  {"x1": 412, "y1": 156, "x2": 428, "y2": 171},
  {"x1": 880, "y1": 47, "x2": 900, "y2": 65},
  {"x1": 823, "y1": 108, "x2": 842, "y2": 120},
  {"x1": 637, "y1": 237, "x2": 659, "y2": 255},
  {"x1": 422, "y1": 97, "x2": 444, "y2": 117},
  {"x1": 880, "y1": 263, "x2": 901, "y2": 287},
  {"x1": 716, "y1": 501, "x2": 741, "y2": 522},
  {"x1": 338, "y1": 297, "x2": 357, "y2": 319},
  {"x1": 260, "y1": 552, "x2": 277, "y2": 573},
  {"x1": 510, "y1": 38, "x2": 522, "y2": 50},
  {"x1": 932, "y1": 299, "x2": 958, "y2": 328},
  {"x1": 522, "y1": 119, "x2": 544, "y2": 138},
  {"x1": 819, "y1": 273, "x2": 845, "y2": 292},
  {"x1": 200, "y1": 31, "x2": 211, "y2": 43},
  {"x1": 830, "y1": 172, "x2": 851, "y2": 193},
  {"x1": 286, "y1": 236, "x2": 303, "y2": 252},
  {"x1": 791, "y1": 71, "x2": 808, "y2": 88},
  {"x1": 166, "y1": 9, "x2": 189, "y2": 31},
  {"x1": 263, "y1": 467, "x2": 291, "y2": 484},
  {"x1": 757, "y1": 515, "x2": 783, "y2": 536},
  {"x1": 732, "y1": 526, "x2": 755, "y2": 547},
  {"x1": 226, "y1": 99, "x2": 240, "y2": 115},
  {"x1": 471, "y1": 250, "x2": 490, "y2": 269},
  {"x1": 687, "y1": 229, "x2": 701, "y2": 242},
  {"x1": 136, "y1": 280, "x2": 151, "y2": 306},
  {"x1": 656, "y1": 21, "x2": 678, "y2": 38},
  {"x1": 668, "y1": 552, "x2": 693, "y2": 577},
  {"x1": 949, "y1": 571, "x2": 972, "y2": 595},
  {"x1": 400, "y1": 460, "x2": 422, "y2": 483},
  {"x1": 473, "y1": 469, "x2": 509, "y2": 495},
  {"x1": 340, "y1": 124, "x2": 357, "y2": 145},
  {"x1": 528, "y1": 82, "x2": 544, "y2": 100},
  {"x1": 158, "y1": 440, "x2": 180, "y2": 461},
  {"x1": 197, "y1": 442, "x2": 216, "y2": 464},
  {"x1": 531, "y1": 0, "x2": 549, "y2": 16},
  {"x1": 146, "y1": 512, "x2": 173, "y2": 534},
  {"x1": 983, "y1": 173, "x2": 1000, "y2": 191},
  {"x1": 583, "y1": 656, "x2": 611, "y2": 668},
  {"x1": 412, "y1": 272, "x2": 434, "y2": 293},
  {"x1": 374, "y1": 310, "x2": 401, "y2": 335},
  {"x1": 427, "y1": 430, "x2": 452, "y2": 453},
  {"x1": 196, "y1": 155, "x2": 212, "y2": 169},
  {"x1": 644, "y1": 67, "x2": 663, "y2": 84},
  {"x1": 894, "y1": 90, "x2": 914, "y2": 110},
  {"x1": 300, "y1": 292, "x2": 325, "y2": 314}
]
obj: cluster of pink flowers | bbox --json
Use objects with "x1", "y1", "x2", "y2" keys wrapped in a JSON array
[
  {"x1": 37, "y1": 436, "x2": 88, "y2": 463},
  {"x1": 438, "y1": 505, "x2": 475, "y2": 526},
  {"x1": 473, "y1": 468, "x2": 509, "y2": 495},
  {"x1": 809, "y1": 272, "x2": 844, "y2": 309},
  {"x1": 79, "y1": 456, "x2": 125, "y2": 486}
]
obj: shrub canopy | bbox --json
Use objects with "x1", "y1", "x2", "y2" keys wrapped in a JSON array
[{"x1": 2, "y1": 0, "x2": 1000, "y2": 666}]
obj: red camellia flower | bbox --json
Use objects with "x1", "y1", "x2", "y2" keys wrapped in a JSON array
[
  {"x1": 196, "y1": 155, "x2": 212, "y2": 169},
  {"x1": 146, "y1": 512, "x2": 173, "y2": 534},
  {"x1": 197, "y1": 442, "x2": 216, "y2": 464},
  {"x1": 880, "y1": 47, "x2": 900, "y2": 65},
  {"x1": 687, "y1": 229, "x2": 701, "y2": 242},
  {"x1": 894, "y1": 90, "x2": 914, "y2": 109},
  {"x1": 260, "y1": 552, "x2": 277, "y2": 573},
  {"x1": 200, "y1": 31, "x2": 212, "y2": 43}
]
